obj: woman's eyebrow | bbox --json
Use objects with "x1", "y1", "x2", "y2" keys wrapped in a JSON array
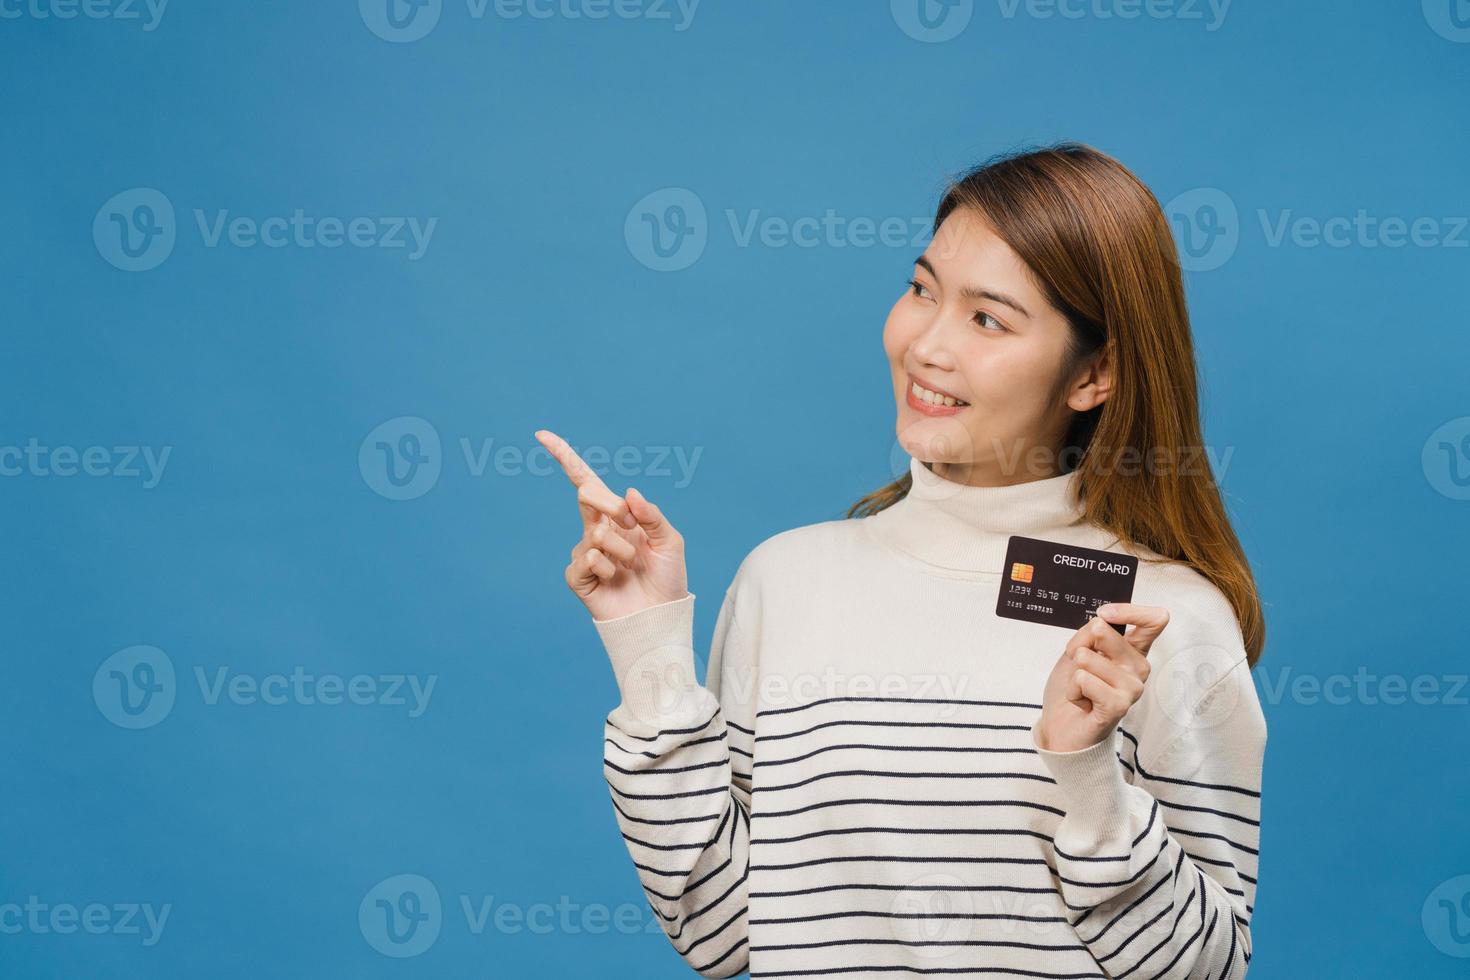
[{"x1": 914, "y1": 254, "x2": 1032, "y2": 320}]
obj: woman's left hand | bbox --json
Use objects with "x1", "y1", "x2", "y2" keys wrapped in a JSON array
[{"x1": 1036, "y1": 603, "x2": 1170, "y2": 753}]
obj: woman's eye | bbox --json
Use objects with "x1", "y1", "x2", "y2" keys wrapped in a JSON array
[
  {"x1": 908, "y1": 279, "x2": 1004, "y2": 332},
  {"x1": 974, "y1": 311, "x2": 1006, "y2": 332}
]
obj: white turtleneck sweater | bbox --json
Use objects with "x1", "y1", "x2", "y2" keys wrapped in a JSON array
[{"x1": 593, "y1": 457, "x2": 1266, "y2": 979}]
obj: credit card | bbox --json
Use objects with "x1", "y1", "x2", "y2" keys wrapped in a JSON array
[{"x1": 995, "y1": 535, "x2": 1138, "y2": 634}]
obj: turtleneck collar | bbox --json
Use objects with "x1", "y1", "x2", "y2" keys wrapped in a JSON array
[{"x1": 864, "y1": 455, "x2": 1098, "y2": 575}]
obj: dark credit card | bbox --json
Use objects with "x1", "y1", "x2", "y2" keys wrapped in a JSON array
[{"x1": 995, "y1": 535, "x2": 1138, "y2": 634}]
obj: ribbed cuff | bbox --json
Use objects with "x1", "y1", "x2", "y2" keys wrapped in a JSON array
[
  {"x1": 593, "y1": 592, "x2": 702, "y2": 726},
  {"x1": 1031, "y1": 722, "x2": 1132, "y2": 845}
]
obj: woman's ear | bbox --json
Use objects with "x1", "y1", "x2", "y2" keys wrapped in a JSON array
[{"x1": 1066, "y1": 348, "x2": 1113, "y2": 412}]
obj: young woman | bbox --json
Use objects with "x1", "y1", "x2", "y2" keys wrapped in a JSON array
[{"x1": 536, "y1": 142, "x2": 1266, "y2": 979}]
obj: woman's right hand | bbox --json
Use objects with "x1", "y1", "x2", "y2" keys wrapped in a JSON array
[{"x1": 536, "y1": 428, "x2": 689, "y2": 622}]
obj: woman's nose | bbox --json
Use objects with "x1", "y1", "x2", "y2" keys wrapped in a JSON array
[{"x1": 909, "y1": 312, "x2": 962, "y2": 371}]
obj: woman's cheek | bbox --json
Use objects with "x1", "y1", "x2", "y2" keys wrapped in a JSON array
[{"x1": 881, "y1": 303, "x2": 911, "y2": 359}]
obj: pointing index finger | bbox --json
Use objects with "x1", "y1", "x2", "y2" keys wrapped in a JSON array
[{"x1": 534, "y1": 429, "x2": 637, "y2": 531}]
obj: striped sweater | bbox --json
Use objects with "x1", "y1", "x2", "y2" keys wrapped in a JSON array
[{"x1": 593, "y1": 457, "x2": 1266, "y2": 978}]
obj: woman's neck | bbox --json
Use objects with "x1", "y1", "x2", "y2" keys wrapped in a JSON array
[
  {"x1": 863, "y1": 455, "x2": 1098, "y2": 574},
  {"x1": 925, "y1": 457, "x2": 1067, "y2": 488}
]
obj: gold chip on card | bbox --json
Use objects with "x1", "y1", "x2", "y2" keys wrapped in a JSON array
[{"x1": 1010, "y1": 562, "x2": 1034, "y2": 583}]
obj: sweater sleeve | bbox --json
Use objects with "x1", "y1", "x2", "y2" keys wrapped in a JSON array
[
  {"x1": 594, "y1": 589, "x2": 754, "y2": 978},
  {"x1": 1031, "y1": 649, "x2": 1265, "y2": 978}
]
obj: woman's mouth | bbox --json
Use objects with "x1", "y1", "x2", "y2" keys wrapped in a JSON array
[{"x1": 906, "y1": 378, "x2": 970, "y2": 416}]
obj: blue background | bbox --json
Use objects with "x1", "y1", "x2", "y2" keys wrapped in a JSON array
[{"x1": 3, "y1": 0, "x2": 1468, "y2": 976}]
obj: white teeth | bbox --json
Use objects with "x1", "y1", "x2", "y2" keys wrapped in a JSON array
[{"x1": 911, "y1": 381, "x2": 966, "y2": 407}]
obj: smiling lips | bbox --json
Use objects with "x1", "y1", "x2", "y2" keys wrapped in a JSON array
[{"x1": 907, "y1": 376, "x2": 970, "y2": 416}]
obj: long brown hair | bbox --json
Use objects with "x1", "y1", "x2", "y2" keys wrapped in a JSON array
[{"x1": 850, "y1": 142, "x2": 1265, "y2": 667}]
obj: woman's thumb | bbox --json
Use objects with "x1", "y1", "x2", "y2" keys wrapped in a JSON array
[{"x1": 626, "y1": 487, "x2": 672, "y2": 545}]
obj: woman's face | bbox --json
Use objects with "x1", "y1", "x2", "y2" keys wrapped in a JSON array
[{"x1": 883, "y1": 206, "x2": 1108, "y2": 486}]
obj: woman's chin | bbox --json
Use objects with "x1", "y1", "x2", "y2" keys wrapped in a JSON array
[{"x1": 896, "y1": 413, "x2": 978, "y2": 466}]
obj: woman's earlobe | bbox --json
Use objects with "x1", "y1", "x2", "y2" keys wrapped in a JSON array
[
  {"x1": 1069, "y1": 352, "x2": 1113, "y2": 411},
  {"x1": 1068, "y1": 388, "x2": 1108, "y2": 412},
  {"x1": 1064, "y1": 373, "x2": 1110, "y2": 413}
]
